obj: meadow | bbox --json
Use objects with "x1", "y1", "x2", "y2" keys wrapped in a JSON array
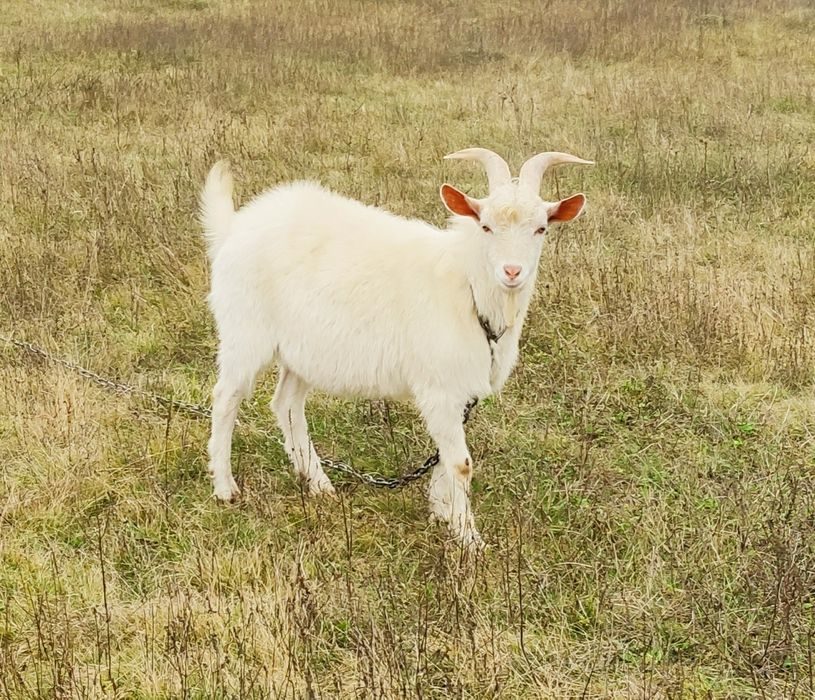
[{"x1": 1, "y1": 0, "x2": 815, "y2": 696}]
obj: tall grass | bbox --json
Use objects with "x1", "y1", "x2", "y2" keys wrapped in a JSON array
[{"x1": 1, "y1": 0, "x2": 815, "y2": 696}]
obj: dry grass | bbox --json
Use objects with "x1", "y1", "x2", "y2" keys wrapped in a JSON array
[{"x1": 2, "y1": 0, "x2": 815, "y2": 697}]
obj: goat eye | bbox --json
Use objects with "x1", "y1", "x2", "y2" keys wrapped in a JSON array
[
  {"x1": 535, "y1": 226, "x2": 547, "y2": 235},
  {"x1": 481, "y1": 224, "x2": 492, "y2": 234}
]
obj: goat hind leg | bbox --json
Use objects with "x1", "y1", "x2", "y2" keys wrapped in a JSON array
[
  {"x1": 271, "y1": 367, "x2": 334, "y2": 496},
  {"x1": 208, "y1": 372, "x2": 252, "y2": 501}
]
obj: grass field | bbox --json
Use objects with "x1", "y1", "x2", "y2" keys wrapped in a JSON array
[{"x1": 2, "y1": 0, "x2": 815, "y2": 697}]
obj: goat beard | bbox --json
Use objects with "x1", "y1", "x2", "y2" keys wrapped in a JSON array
[{"x1": 503, "y1": 288, "x2": 520, "y2": 329}]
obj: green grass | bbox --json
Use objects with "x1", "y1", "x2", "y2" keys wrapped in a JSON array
[{"x1": 2, "y1": 0, "x2": 815, "y2": 696}]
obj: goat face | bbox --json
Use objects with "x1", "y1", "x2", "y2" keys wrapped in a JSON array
[{"x1": 440, "y1": 148, "x2": 592, "y2": 293}]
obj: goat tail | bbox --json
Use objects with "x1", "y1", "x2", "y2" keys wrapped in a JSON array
[{"x1": 200, "y1": 160, "x2": 235, "y2": 261}]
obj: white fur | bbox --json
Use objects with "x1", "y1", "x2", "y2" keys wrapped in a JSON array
[{"x1": 201, "y1": 150, "x2": 590, "y2": 547}]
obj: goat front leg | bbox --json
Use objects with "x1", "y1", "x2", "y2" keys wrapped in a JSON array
[{"x1": 418, "y1": 393, "x2": 482, "y2": 548}]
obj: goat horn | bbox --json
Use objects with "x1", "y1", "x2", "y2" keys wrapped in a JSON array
[
  {"x1": 518, "y1": 152, "x2": 594, "y2": 194},
  {"x1": 443, "y1": 147, "x2": 512, "y2": 192}
]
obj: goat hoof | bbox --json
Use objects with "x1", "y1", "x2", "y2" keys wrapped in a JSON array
[
  {"x1": 464, "y1": 531, "x2": 486, "y2": 552},
  {"x1": 428, "y1": 499, "x2": 451, "y2": 525},
  {"x1": 448, "y1": 516, "x2": 484, "y2": 550},
  {"x1": 429, "y1": 510, "x2": 451, "y2": 526},
  {"x1": 307, "y1": 472, "x2": 336, "y2": 497},
  {"x1": 213, "y1": 477, "x2": 241, "y2": 502},
  {"x1": 452, "y1": 527, "x2": 485, "y2": 552}
]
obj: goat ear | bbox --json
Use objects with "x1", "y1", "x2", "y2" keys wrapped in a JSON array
[
  {"x1": 440, "y1": 184, "x2": 481, "y2": 219},
  {"x1": 547, "y1": 193, "x2": 586, "y2": 223}
]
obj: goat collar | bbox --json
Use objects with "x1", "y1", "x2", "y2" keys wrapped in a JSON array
[
  {"x1": 477, "y1": 312, "x2": 505, "y2": 345},
  {"x1": 471, "y1": 287, "x2": 506, "y2": 345}
]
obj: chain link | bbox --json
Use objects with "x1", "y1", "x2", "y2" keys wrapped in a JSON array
[{"x1": 1, "y1": 333, "x2": 478, "y2": 490}]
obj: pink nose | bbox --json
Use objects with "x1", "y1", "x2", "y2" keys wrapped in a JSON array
[{"x1": 503, "y1": 265, "x2": 522, "y2": 280}]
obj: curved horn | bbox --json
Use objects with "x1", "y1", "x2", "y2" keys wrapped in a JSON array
[
  {"x1": 443, "y1": 147, "x2": 512, "y2": 192},
  {"x1": 518, "y1": 152, "x2": 594, "y2": 194}
]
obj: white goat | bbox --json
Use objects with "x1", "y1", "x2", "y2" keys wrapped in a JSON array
[{"x1": 201, "y1": 148, "x2": 592, "y2": 546}]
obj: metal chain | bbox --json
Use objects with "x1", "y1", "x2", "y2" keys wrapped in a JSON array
[
  {"x1": 0, "y1": 335, "x2": 213, "y2": 419},
  {"x1": 1, "y1": 333, "x2": 477, "y2": 489},
  {"x1": 320, "y1": 453, "x2": 440, "y2": 490},
  {"x1": 319, "y1": 398, "x2": 477, "y2": 490}
]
